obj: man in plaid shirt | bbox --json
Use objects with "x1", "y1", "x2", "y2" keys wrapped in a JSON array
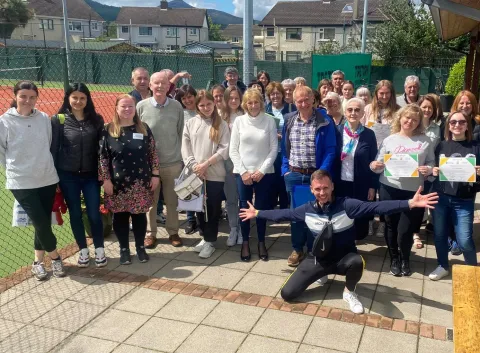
[{"x1": 281, "y1": 85, "x2": 337, "y2": 267}]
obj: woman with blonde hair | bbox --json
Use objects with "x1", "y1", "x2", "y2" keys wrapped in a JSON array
[
  {"x1": 230, "y1": 88, "x2": 277, "y2": 261},
  {"x1": 362, "y1": 80, "x2": 400, "y2": 126},
  {"x1": 99, "y1": 94, "x2": 159, "y2": 265},
  {"x1": 222, "y1": 86, "x2": 244, "y2": 246},
  {"x1": 356, "y1": 86, "x2": 371, "y2": 105},
  {"x1": 182, "y1": 90, "x2": 230, "y2": 259},
  {"x1": 370, "y1": 104, "x2": 435, "y2": 277}
]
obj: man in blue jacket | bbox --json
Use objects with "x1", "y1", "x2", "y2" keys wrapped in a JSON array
[
  {"x1": 240, "y1": 169, "x2": 438, "y2": 314},
  {"x1": 281, "y1": 85, "x2": 337, "y2": 267}
]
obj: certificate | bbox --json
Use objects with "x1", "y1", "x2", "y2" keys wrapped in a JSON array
[
  {"x1": 439, "y1": 157, "x2": 476, "y2": 182},
  {"x1": 384, "y1": 154, "x2": 419, "y2": 177},
  {"x1": 367, "y1": 122, "x2": 390, "y2": 148}
]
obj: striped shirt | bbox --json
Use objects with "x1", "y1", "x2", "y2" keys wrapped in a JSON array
[{"x1": 289, "y1": 113, "x2": 316, "y2": 169}]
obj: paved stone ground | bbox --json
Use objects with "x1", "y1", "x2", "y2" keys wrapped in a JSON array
[{"x1": 2, "y1": 211, "x2": 478, "y2": 353}]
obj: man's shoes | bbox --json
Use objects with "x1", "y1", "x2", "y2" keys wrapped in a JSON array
[
  {"x1": 390, "y1": 257, "x2": 402, "y2": 276},
  {"x1": 429, "y1": 265, "x2": 449, "y2": 281},
  {"x1": 194, "y1": 239, "x2": 206, "y2": 253},
  {"x1": 77, "y1": 248, "x2": 90, "y2": 268},
  {"x1": 343, "y1": 291, "x2": 364, "y2": 314},
  {"x1": 401, "y1": 260, "x2": 412, "y2": 276},
  {"x1": 287, "y1": 250, "x2": 304, "y2": 267},
  {"x1": 315, "y1": 275, "x2": 328, "y2": 285},
  {"x1": 144, "y1": 235, "x2": 157, "y2": 249},
  {"x1": 51, "y1": 258, "x2": 66, "y2": 278},
  {"x1": 226, "y1": 227, "x2": 238, "y2": 247},
  {"x1": 31, "y1": 262, "x2": 48, "y2": 281},
  {"x1": 95, "y1": 247, "x2": 108, "y2": 268},
  {"x1": 185, "y1": 221, "x2": 198, "y2": 235},
  {"x1": 156, "y1": 213, "x2": 166, "y2": 224},
  {"x1": 136, "y1": 246, "x2": 149, "y2": 263},
  {"x1": 199, "y1": 242, "x2": 216, "y2": 259},
  {"x1": 120, "y1": 248, "x2": 131, "y2": 265},
  {"x1": 169, "y1": 234, "x2": 183, "y2": 247}
]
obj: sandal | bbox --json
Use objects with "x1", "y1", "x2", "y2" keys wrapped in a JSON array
[{"x1": 413, "y1": 234, "x2": 423, "y2": 249}]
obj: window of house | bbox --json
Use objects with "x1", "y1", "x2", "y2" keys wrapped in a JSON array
[
  {"x1": 319, "y1": 27, "x2": 335, "y2": 40},
  {"x1": 167, "y1": 27, "x2": 178, "y2": 37},
  {"x1": 286, "y1": 51, "x2": 302, "y2": 61},
  {"x1": 189, "y1": 28, "x2": 197, "y2": 35},
  {"x1": 121, "y1": 26, "x2": 129, "y2": 33},
  {"x1": 167, "y1": 45, "x2": 180, "y2": 50},
  {"x1": 265, "y1": 51, "x2": 276, "y2": 61},
  {"x1": 266, "y1": 27, "x2": 275, "y2": 37},
  {"x1": 286, "y1": 28, "x2": 302, "y2": 40},
  {"x1": 232, "y1": 36, "x2": 240, "y2": 43},
  {"x1": 39, "y1": 19, "x2": 54, "y2": 30},
  {"x1": 68, "y1": 21, "x2": 82, "y2": 32},
  {"x1": 139, "y1": 27, "x2": 152, "y2": 36},
  {"x1": 91, "y1": 22, "x2": 98, "y2": 31}
]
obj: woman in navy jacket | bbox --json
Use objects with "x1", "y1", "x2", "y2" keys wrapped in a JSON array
[{"x1": 335, "y1": 98, "x2": 378, "y2": 239}]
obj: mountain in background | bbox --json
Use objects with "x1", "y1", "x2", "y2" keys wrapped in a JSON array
[{"x1": 86, "y1": 0, "x2": 258, "y2": 28}]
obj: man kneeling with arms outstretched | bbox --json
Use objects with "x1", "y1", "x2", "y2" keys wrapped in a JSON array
[{"x1": 239, "y1": 169, "x2": 438, "y2": 314}]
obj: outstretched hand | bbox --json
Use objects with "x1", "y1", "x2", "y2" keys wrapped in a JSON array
[
  {"x1": 239, "y1": 201, "x2": 257, "y2": 221},
  {"x1": 409, "y1": 186, "x2": 439, "y2": 209}
]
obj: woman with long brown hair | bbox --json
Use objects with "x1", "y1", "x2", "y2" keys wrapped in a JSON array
[
  {"x1": 182, "y1": 90, "x2": 230, "y2": 259},
  {"x1": 450, "y1": 90, "x2": 480, "y2": 140},
  {"x1": 99, "y1": 94, "x2": 159, "y2": 265},
  {"x1": 362, "y1": 80, "x2": 400, "y2": 126}
]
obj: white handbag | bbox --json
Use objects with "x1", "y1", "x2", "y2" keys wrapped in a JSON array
[{"x1": 174, "y1": 164, "x2": 205, "y2": 213}]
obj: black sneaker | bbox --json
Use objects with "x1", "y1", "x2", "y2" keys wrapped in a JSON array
[
  {"x1": 390, "y1": 257, "x2": 402, "y2": 276},
  {"x1": 119, "y1": 248, "x2": 131, "y2": 265},
  {"x1": 185, "y1": 221, "x2": 198, "y2": 235},
  {"x1": 136, "y1": 246, "x2": 149, "y2": 263},
  {"x1": 401, "y1": 260, "x2": 412, "y2": 276}
]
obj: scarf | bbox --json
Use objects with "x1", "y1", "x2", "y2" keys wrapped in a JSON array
[{"x1": 341, "y1": 121, "x2": 364, "y2": 161}]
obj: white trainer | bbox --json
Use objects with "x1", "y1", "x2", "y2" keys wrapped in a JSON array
[
  {"x1": 77, "y1": 248, "x2": 90, "y2": 268},
  {"x1": 226, "y1": 227, "x2": 238, "y2": 247},
  {"x1": 315, "y1": 275, "x2": 328, "y2": 285},
  {"x1": 376, "y1": 222, "x2": 385, "y2": 238},
  {"x1": 199, "y1": 242, "x2": 216, "y2": 259},
  {"x1": 343, "y1": 291, "x2": 364, "y2": 314},
  {"x1": 194, "y1": 239, "x2": 206, "y2": 253},
  {"x1": 428, "y1": 265, "x2": 449, "y2": 281},
  {"x1": 95, "y1": 247, "x2": 108, "y2": 267}
]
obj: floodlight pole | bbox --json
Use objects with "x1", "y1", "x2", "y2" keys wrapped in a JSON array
[
  {"x1": 243, "y1": 0, "x2": 253, "y2": 84},
  {"x1": 62, "y1": 0, "x2": 72, "y2": 83},
  {"x1": 361, "y1": 0, "x2": 369, "y2": 53}
]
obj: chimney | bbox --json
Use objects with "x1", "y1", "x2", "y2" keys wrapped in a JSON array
[
  {"x1": 160, "y1": 0, "x2": 168, "y2": 10},
  {"x1": 353, "y1": 0, "x2": 359, "y2": 20}
]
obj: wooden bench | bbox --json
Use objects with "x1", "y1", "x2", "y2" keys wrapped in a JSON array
[{"x1": 452, "y1": 265, "x2": 480, "y2": 353}]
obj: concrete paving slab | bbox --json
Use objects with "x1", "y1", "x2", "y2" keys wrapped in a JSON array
[
  {"x1": 112, "y1": 344, "x2": 162, "y2": 353},
  {"x1": 358, "y1": 327, "x2": 417, "y2": 353},
  {"x1": 298, "y1": 345, "x2": 349, "y2": 353},
  {"x1": 176, "y1": 325, "x2": 246, "y2": 353},
  {"x1": 0, "y1": 318, "x2": 25, "y2": 341},
  {"x1": 237, "y1": 334, "x2": 298, "y2": 353},
  {"x1": 202, "y1": 301, "x2": 265, "y2": 332},
  {"x1": 29, "y1": 275, "x2": 96, "y2": 300},
  {"x1": 113, "y1": 254, "x2": 170, "y2": 276},
  {"x1": 252, "y1": 309, "x2": 312, "y2": 342},
  {"x1": 151, "y1": 260, "x2": 207, "y2": 283},
  {"x1": 250, "y1": 256, "x2": 295, "y2": 277},
  {"x1": 422, "y1": 279, "x2": 452, "y2": 305},
  {"x1": 420, "y1": 303, "x2": 453, "y2": 327},
  {"x1": 233, "y1": 272, "x2": 285, "y2": 297},
  {"x1": 0, "y1": 291, "x2": 63, "y2": 323},
  {"x1": 155, "y1": 294, "x2": 218, "y2": 324},
  {"x1": 369, "y1": 292, "x2": 421, "y2": 321},
  {"x1": 175, "y1": 247, "x2": 225, "y2": 265},
  {"x1": 52, "y1": 334, "x2": 118, "y2": 353},
  {"x1": 376, "y1": 274, "x2": 423, "y2": 297},
  {"x1": 70, "y1": 280, "x2": 134, "y2": 307},
  {"x1": 192, "y1": 265, "x2": 246, "y2": 290},
  {"x1": 0, "y1": 324, "x2": 70, "y2": 353},
  {"x1": 211, "y1": 250, "x2": 258, "y2": 271},
  {"x1": 113, "y1": 287, "x2": 176, "y2": 316},
  {"x1": 418, "y1": 337, "x2": 454, "y2": 353}
]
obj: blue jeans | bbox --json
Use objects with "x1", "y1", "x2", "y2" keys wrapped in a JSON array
[
  {"x1": 284, "y1": 171, "x2": 313, "y2": 252},
  {"x1": 58, "y1": 170, "x2": 104, "y2": 249},
  {"x1": 235, "y1": 173, "x2": 274, "y2": 242},
  {"x1": 433, "y1": 193, "x2": 477, "y2": 269}
]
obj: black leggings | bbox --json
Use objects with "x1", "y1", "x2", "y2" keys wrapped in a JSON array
[
  {"x1": 197, "y1": 181, "x2": 224, "y2": 242},
  {"x1": 379, "y1": 183, "x2": 424, "y2": 261},
  {"x1": 11, "y1": 184, "x2": 58, "y2": 252},
  {"x1": 281, "y1": 253, "x2": 364, "y2": 301},
  {"x1": 113, "y1": 212, "x2": 147, "y2": 249}
]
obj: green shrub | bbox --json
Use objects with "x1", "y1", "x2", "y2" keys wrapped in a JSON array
[{"x1": 445, "y1": 57, "x2": 466, "y2": 96}]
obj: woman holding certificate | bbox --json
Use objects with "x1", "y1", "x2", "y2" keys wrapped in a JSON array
[
  {"x1": 370, "y1": 104, "x2": 435, "y2": 277},
  {"x1": 428, "y1": 111, "x2": 479, "y2": 281}
]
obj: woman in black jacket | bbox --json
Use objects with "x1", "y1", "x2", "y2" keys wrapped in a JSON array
[
  {"x1": 51, "y1": 83, "x2": 106, "y2": 268},
  {"x1": 335, "y1": 98, "x2": 378, "y2": 240}
]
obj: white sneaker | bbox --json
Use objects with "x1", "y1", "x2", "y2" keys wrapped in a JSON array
[
  {"x1": 199, "y1": 242, "x2": 216, "y2": 258},
  {"x1": 236, "y1": 227, "x2": 243, "y2": 245},
  {"x1": 77, "y1": 248, "x2": 90, "y2": 267},
  {"x1": 95, "y1": 247, "x2": 108, "y2": 268},
  {"x1": 226, "y1": 227, "x2": 238, "y2": 247},
  {"x1": 428, "y1": 265, "x2": 449, "y2": 281},
  {"x1": 376, "y1": 222, "x2": 385, "y2": 238},
  {"x1": 368, "y1": 221, "x2": 374, "y2": 237},
  {"x1": 315, "y1": 275, "x2": 328, "y2": 285},
  {"x1": 343, "y1": 291, "x2": 364, "y2": 314},
  {"x1": 194, "y1": 239, "x2": 206, "y2": 253}
]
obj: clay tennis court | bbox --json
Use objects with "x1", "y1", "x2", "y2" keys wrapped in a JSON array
[{"x1": 0, "y1": 85, "x2": 124, "y2": 122}]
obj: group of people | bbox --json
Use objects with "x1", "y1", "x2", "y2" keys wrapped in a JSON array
[{"x1": 0, "y1": 65, "x2": 478, "y2": 315}]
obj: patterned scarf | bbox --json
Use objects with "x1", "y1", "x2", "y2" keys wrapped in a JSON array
[{"x1": 341, "y1": 121, "x2": 364, "y2": 161}]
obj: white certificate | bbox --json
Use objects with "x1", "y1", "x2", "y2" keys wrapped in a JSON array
[
  {"x1": 367, "y1": 122, "x2": 390, "y2": 148},
  {"x1": 384, "y1": 154, "x2": 419, "y2": 178},
  {"x1": 439, "y1": 157, "x2": 476, "y2": 182}
]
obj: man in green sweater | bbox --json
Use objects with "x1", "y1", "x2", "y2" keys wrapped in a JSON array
[{"x1": 137, "y1": 70, "x2": 185, "y2": 249}]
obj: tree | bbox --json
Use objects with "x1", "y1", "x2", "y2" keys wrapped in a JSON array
[
  {"x1": 0, "y1": 0, "x2": 32, "y2": 39},
  {"x1": 208, "y1": 16, "x2": 225, "y2": 41}
]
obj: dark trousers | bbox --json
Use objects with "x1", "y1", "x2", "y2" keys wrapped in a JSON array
[
  {"x1": 273, "y1": 153, "x2": 289, "y2": 209},
  {"x1": 336, "y1": 180, "x2": 370, "y2": 240},
  {"x1": 11, "y1": 184, "x2": 58, "y2": 252},
  {"x1": 281, "y1": 253, "x2": 364, "y2": 301},
  {"x1": 197, "y1": 181, "x2": 224, "y2": 242},
  {"x1": 379, "y1": 183, "x2": 424, "y2": 261},
  {"x1": 413, "y1": 180, "x2": 433, "y2": 233},
  {"x1": 58, "y1": 170, "x2": 104, "y2": 250},
  {"x1": 113, "y1": 212, "x2": 147, "y2": 249},
  {"x1": 235, "y1": 173, "x2": 274, "y2": 242}
]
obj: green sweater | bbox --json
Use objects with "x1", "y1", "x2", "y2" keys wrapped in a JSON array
[{"x1": 137, "y1": 98, "x2": 184, "y2": 167}]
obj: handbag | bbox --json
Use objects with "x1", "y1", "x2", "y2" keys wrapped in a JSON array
[{"x1": 174, "y1": 164, "x2": 205, "y2": 212}]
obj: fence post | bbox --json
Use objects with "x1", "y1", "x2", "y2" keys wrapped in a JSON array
[
  {"x1": 280, "y1": 51, "x2": 284, "y2": 80},
  {"x1": 34, "y1": 49, "x2": 44, "y2": 86},
  {"x1": 235, "y1": 50, "x2": 239, "y2": 71},
  {"x1": 61, "y1": 47, "x2": 69, "y2": 92},
  {"x1": 211, "y1": 50, "x2": 216, "y2": 85}
]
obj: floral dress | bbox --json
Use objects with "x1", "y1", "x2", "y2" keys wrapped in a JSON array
[{"x1": 98, "y1": 123, "x2": 159, "y2": 214}]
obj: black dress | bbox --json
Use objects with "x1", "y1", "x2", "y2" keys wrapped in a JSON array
[{"x1": 99, "y1": 123, "x2": 159, "y2": 214}]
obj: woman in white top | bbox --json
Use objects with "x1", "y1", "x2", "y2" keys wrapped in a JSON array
[
  {"x1": 222, "y1": 86, "x2": 244, "y2": 246},
  {"x1": 362, "y1": 80, "x2": 400, "y2": 126},
  {"x1": 230, "y1": 88, "x2": 278, "y2": 261}
]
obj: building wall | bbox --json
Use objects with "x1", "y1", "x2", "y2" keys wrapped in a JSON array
[{"x1": 11, "y1": 17, "x2": 104, "y2": 41}]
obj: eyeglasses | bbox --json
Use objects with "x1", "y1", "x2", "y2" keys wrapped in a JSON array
[
  {"x1": 346, "y1": 108, "x2": 362, "y2": 113},
  {"x1": 449, "y1": 120, "x2": 467, "y2": 126}
]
